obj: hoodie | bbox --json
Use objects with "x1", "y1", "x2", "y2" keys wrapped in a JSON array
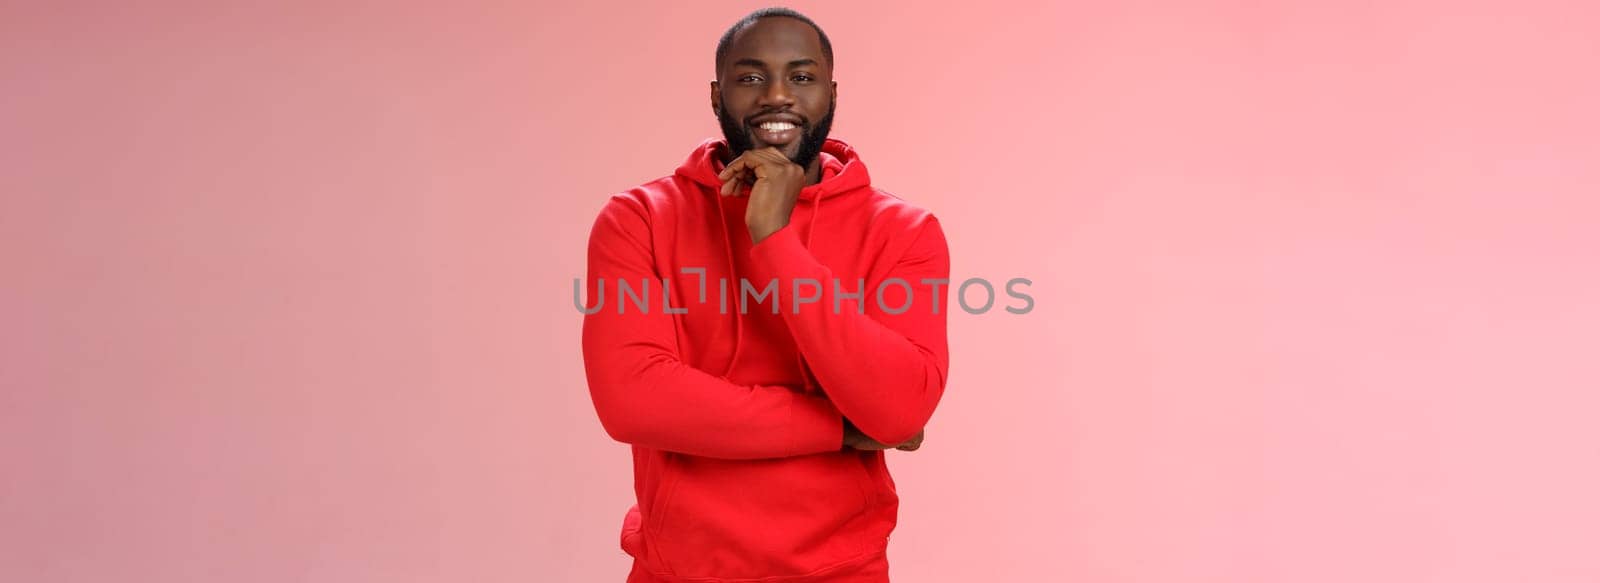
[{"x1": 581, "y1": 138, "x2": 950, "y2": 582}]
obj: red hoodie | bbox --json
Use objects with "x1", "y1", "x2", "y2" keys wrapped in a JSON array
[{"x1": 581, "y1": 138, "x2": 950, "y2": 582}]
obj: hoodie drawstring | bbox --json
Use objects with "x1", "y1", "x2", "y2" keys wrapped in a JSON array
[
  {"x1": 794, "y1": 196, "x2": 820, "y2": 394},
  {"x1": 714, "y1": 191, "x2": 744, "y2": 377}
]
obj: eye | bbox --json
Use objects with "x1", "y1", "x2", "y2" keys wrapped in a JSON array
[
  {"x1": 791, "y1": 73, "x2": 815, "y2": 83},
  {"x1": 738, "y1": 74, "x2": 764, "y2": 84}
]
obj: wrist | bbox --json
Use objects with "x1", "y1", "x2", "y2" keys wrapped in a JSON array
[{"x1": 748, "y1": 217, "x2": 789, "y2": 244}]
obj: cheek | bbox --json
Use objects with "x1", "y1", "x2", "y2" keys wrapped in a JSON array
[
  {"x1": 720, "y1": 92, "x2": 758, "y2": 114},
  {"x1": 799, "y1": 92, "x2": 831, "y2": 115}
]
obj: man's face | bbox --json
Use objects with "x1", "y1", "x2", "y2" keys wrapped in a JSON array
[{"x1": 712, "y1": 17, "x2": 836, "y2": 168}]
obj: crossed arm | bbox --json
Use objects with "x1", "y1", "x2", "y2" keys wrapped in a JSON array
[{"x1": 580, "y1": 196, "x2": 947, "y2": 459}]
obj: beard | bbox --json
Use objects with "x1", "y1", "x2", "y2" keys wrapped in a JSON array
[{"x1": 717, "y1": 99, "x2": 835, "y2": 169}]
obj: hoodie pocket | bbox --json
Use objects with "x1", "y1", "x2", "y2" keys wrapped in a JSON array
[
  {"x1": 641, "y1": 453, "x2": 686, "y2": 571},
  {"x1": 847, "y1": 451, "x2": 877, "y2": 509},
  {"x1": 649, "y1": 452, "x2": 879, "y2": 579},
  {"x1": 620, "y1": 504, "x2": 644, "y2": 559}
]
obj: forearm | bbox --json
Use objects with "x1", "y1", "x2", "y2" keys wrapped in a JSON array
[
  {"x1": 582, "y1": 335, "x2": 846, "y2": 459},
  {"x1": 745, "y1": 222, "x2": 950, "y2": 445},
  {"x1": 582, "y1": 195, "x2": 846, "y2": 459}
]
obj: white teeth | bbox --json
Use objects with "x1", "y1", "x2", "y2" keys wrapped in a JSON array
[{"x1": 759, "y1": 122, "x2": 797, "y2": 131}]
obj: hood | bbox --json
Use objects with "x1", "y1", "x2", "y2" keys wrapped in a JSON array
[{"x1": 674, "y1": 137, "x2": 871, "y2": 203}]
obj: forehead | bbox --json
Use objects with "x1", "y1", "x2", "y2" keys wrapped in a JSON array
[{"x1": 723, "y1": 17, "x2": 827, "y2": 68}]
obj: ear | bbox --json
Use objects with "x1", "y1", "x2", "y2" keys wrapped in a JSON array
[
  {"x1": 831, "y1": 80, "x2": 838, "y2": 105},
  {"x1": 709, "y1": 80, "x2": 721, "y2": 115}
]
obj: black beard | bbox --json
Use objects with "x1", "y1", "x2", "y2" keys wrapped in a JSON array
[{"x1": 717, "y1": 100, "x2": 835, "y2": 169}]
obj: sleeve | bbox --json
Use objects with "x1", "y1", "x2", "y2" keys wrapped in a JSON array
[
  {"x1": 580, "y1": 196, "x2": 846, "y2": 459},
  {"x1": 744, "y1": 215, "x2": 951, "y2": 446}
]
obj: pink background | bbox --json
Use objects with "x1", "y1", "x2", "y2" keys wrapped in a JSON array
[{"x1": 4, "y1": 1, "x2": 1599, "y2": 581}]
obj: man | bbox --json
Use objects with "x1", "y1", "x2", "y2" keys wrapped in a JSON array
[{"x1": 581, "y1": 7, "x2": 950, "y2": 582}]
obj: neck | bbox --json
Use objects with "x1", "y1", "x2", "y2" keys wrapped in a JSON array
[{"x1": 804, "y1": 157, "x2": 822, "y2": 186}]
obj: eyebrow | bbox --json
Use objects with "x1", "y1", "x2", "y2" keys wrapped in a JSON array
[{"x1": 732, "y1": 58, "x2": 820, "y2": 70}]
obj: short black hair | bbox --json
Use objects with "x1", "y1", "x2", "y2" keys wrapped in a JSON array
[{"x1": 714, "y1": 7, "x2": 833, "y2": 76}]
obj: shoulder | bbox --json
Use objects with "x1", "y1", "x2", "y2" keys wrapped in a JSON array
[
  {"x1": 599, "y1": 175, "x2": 687, "y2": 215},
  {"x1": 847, "y1": 188, "x2": 947, "y2": 266},
  {"x1": 592, "y1": 174, "x2": 704, "y2": 226},
  {"x1": 587, "y1": 175, "x2": 677, "y2": 244},
  {"x1": 860, "y1": 187, "x2": 943, "y2": 240}
]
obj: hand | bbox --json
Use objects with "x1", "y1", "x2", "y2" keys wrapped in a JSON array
[
  {"x1": 717, "y1": 147, "x2": 805, "y2": 244},
  {"x1": 843, "y1": 418, "x2": 925, "y2": 452}
]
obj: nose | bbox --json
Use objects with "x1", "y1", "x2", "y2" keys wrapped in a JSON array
[{"x1": 758, "y1": 79, "x2": 795, "y2": 108}]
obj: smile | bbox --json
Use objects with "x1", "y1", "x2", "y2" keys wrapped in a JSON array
[{"x1": 752, "y1": 121, "x2": 801, "y2": 145}]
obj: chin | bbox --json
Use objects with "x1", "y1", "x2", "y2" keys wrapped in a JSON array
[{"x1": 772, "y1": 144, "x2": 803, "y2": 161}]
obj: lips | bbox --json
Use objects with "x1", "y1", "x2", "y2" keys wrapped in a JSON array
[{"x1": 749, "y1": 113, "x2": 805, "y2": 146}]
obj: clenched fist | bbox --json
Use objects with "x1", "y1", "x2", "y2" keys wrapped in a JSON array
[{"x1": 843, "y1": 418, "x2": 925, "y2": 452}]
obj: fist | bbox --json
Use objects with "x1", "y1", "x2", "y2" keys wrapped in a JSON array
[{"x1": 843, "y1": 419, "x2": 925, "y2": 452}]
